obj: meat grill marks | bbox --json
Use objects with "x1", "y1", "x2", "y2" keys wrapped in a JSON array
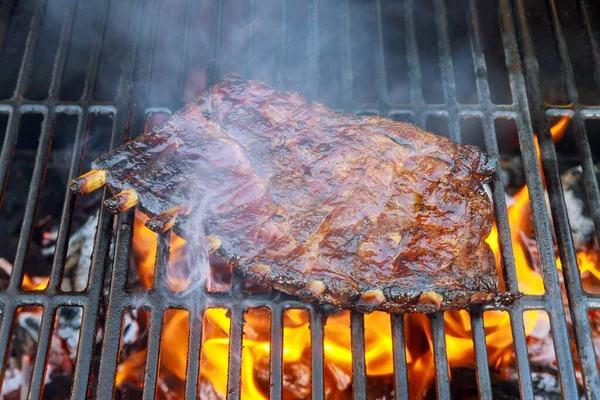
[{"x1": 70, "y1": 76, "x2": 503, "y2": 313}]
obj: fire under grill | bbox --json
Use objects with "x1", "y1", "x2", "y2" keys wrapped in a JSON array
[{"x1": 0, "y1": 0, "x2": 599, "y2": 398}]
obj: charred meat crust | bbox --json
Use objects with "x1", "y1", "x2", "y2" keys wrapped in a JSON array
[
  {"x1": 87, "y1": 76, "x2": 509, "y2": 313},
  {"x1": 242, "y1": 241, "x2": 498, "y2": 313}
]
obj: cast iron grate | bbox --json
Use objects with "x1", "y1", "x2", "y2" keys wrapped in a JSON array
[{"x1": 0, "y1": 0, "x2": 599, "y2": 399}]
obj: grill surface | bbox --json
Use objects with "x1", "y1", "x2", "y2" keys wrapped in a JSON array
[{"x1": 0, "y1": 0, "x2": 599, "y2": 399}]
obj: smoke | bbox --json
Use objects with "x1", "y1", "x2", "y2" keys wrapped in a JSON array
[
  {"x1": 6, "y1": 0, "x2": 522, "y2": 156},
  {"x1": 5, "y1": 0, "x2": 595, "y2": 146},
  {"x1": 169, "y1": 192, "x2": 219, "y2": 299}
]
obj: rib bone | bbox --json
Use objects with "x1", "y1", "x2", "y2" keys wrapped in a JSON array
[
  {"x1": 306, "y1": 280, "x2": 326, "y2": 297},
  {"x1": 205, "y1": 235, "x2": 222, "y2": 252},
  {"x1": 104, "y1": 189, "x2": 138, "y2": 214},
  {"x1": 145, "y1": 205, "x2": 191, "y2": 233},
  {"x1": 470, "y1": 292, "x2": 493, "y2": 304},
  {"x1": 418, "y1": 291, "x2": 443, "y2": 311},
  {"x1": 69, "y1": 170, "x2": 106, "y2": 195},
  {"x1": 357, "y1": 289, "x2": 386, "y2": 308},
  {"x1": 247, "y1": 264, "x2": 271, "y2": 279}
]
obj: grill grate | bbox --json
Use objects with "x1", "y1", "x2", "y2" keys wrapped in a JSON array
[{"x1": 0, "y1": 0, "x2": 599, "y2": 399}]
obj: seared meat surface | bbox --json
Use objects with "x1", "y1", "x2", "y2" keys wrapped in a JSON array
[{"x1": 73, "y1": 76, "x2": 501, "y2": 313}]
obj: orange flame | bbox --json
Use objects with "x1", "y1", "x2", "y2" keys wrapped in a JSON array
[
  {"x1": 21, "y1": 274, "x2": 49, "y2": 291},
  {"x1": 131, "y1": 212, "x2": 190, "y2": 292},
  {"x1": 557, "y1": 250, "x2": 600, "y2": 279},
  {"x1": 115, "y1": 114, "x2": 600, "y2": 398}
]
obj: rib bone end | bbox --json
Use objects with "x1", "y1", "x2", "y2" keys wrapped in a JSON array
[
  {"x1": 470, "y1": 292, "x2": 493, "y2": 304},
  {"x1": 104, "y1": 189, "x2": 138, "y2": 214},
  {"x1": 70, "y1": 170, "x2": 106, "y2": 195},
  {"x1": 145, "y1": 204, "x2": 191, "y2": 233},
  {"x1": 205, "y1": 235, "x2": 222, "y2": 252},
  {"x1": 418, "y1": 291, "x2": 443, "y2": 311},
  {"x1": 248, "y1": 264, "x2": 271, "y2": 279},
  {"x1": 306, "y1": 280, "x2": 326, "y2": 297},
  {"x1": 357, "y1": 289, "x2": 386, "y2": 309}
]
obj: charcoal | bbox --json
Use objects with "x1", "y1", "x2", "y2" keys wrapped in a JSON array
[{"x1": 560, "y1": 163, "x2": 600, "y2": 250}]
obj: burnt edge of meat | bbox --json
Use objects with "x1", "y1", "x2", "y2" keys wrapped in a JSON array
[
  {"x1": 238, "y1": 244, "x2": 501, "y2": 313},
  {"x1": 77, "y1": 76, "x2": 517, "y2": 314}
]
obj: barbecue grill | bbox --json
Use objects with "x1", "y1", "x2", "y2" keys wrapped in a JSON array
[{"x1": 0, "y1": 0, "x2": 599, "y2": 399}]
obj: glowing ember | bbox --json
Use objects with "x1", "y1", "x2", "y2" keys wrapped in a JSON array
[{"x1": 115, "y1": 115, "x2": 600, "y2": 398}]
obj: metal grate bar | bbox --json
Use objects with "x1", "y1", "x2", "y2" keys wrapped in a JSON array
[
  {"x1": 9, "y1": 109, "x2": 52, "y2": 289},
  {"x1": 470, "y1": 308, "x2": 493, "y2": 400},
  {"x1": 0, "y1": 107, "x2": 27, "y2": 196},
  {"x1": 142, "y1": 233, "x2": 170, "y2": 399},
  {"x1": 0, "y1": 0, "x2": 45, "y2": 210},
  {"x1": 0, "y1": 294, "x2": 88, "y2": 307},
  {"x1": 485, "y1": 120, "x2": 519, "y2": 291},
  {"x1": 9, "y1": 0, "x2": 44, "y2": 101},
  {"x1": 207, "y1": 0, "x2": 223, "y2": 87},
  {"x1": 151, "y1": 234, "x2": 170, "y2": 293},
  {"x1": 0, "y1": 302, "x2": 18, "y2": 389},
  {"x1": 516, "y1": 93, "x2": 581, "y2": 397},
  {"x1": 95, "y1": 211, "x2": 135, "y2": 399},
  {"x1": 465, "y1": 0, "x2": 519, "y2": 292},
  {"x1": 350, "y1": 312, "x2": 367, "y2": 398},
  {"x1": 269, "y1": 306, "x2": 284, "y2": 399},
  {"x1": 538, "y1": 106, "x2": 600, "y2": 396},
  {"x1": 429, "y1": 312, "x2": 450, "y2": 400},
  {"x1": 93, "y1": 0, "x2": 148, "y2": 394},
  {"x1": 142, "y1": 305, "x2": 166, "y2": 400},
  {"x1": 433, "y1": 0, "x2": 461, "y2": 143},
  {"x1": 242, "y1": 0, "x2": 254, "y2": 78},
  {"x1": 463, "y1": 7, "x2": 532, "y2": 397},
  {"x1": 226, "y1": 306, "x2": 243, "y2": 400},
  {"x1": 546, "y1": 0, "x2": 600, "y2": 245},
  {"x1": 27, "y1": 306, "x2": 57, "y2": 399},
  {"x1": 70, "y1": 199, "x2": 114, "y2": 399},
  {"x1": 300, "y1": 4, "x2": 323, "y2": 392},
  {"x1": 403, "y1": 0, "x2": 425, "y2": 127},
  {"x1": 47, "y1": 112, "x2": 93, "y2": 286},
  {"x1": 0, "y1": 98, "x2": 537, "y2": 115},
  {"x1": 37, "y1": 0, "x2": 77, "y2": 293},
  {"x1": 184, "y1": 306, "x2": 203, "y2": 399},
  {"x1": 173, "y1": 0, "x2": 192, "y2": 105},
  {"x1": 499, "y1": 2, "x2": 580, "y2": 398},
  {"x1": 372, "y1": 0, "x2": 388, "y2": 106},
  {"x1": 509, "y1": 309, "x2": 534, "y2": 399},
  {"x1": 586, "y1": 298, "x2": 600, "y2": 309},
  {"x1": 66, "y1": 0, "x2": 114, "y2": 387},
  {"x1": 391, "y1": 314, "x2": 409, "y2": 400},
  {"x1": 339, "y1": 0, "x2": 353, "y2": 110},
  {"x1": 578, "y1": 0, "x2": 600, "y2": 94},
  {"x1": 310, "y1": 308, "x2": 325, "y2": 400},
  {"x1": 513, "y1": 0, "x2": 600, "y2": 396},
  {"x1": 128, "y1": 0, "x2": 161, "y2": 138}
]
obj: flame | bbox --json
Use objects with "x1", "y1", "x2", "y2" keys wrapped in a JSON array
[
  {"x1": 21, "y1": 274, "x2": 49, "y2": 291},
  {"x1": 509, "y1": 115, "x2": 571, "y2": 295},
  {"x1": 557, "y1": 250, "x2": 600, "y2": 280},
  {"x1": 132, "y1": 212, "x2": 190, "y2": 292},
  {"x1": 115, "y1": 114, "x2": 600, "y2": 398}
]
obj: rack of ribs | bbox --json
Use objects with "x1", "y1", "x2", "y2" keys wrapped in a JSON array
[{"x1": 70, "y1": 76, "x2": 508, "y2": 313}]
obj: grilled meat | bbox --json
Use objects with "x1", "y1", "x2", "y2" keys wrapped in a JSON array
[{"x1": 71, "y1": 76, "x2": 502, "y2": 313}]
